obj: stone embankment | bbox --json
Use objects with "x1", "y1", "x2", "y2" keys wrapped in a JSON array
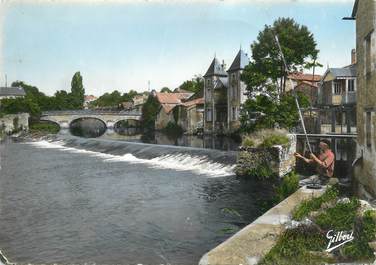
[
  {"x1": 199, "y1": 186, "x2": 325, "y2": 265},
  {"x1": 235, "y1": 134, "x2": 296, "y2": 178},
  {"x1": 0, "y1": 113, "x2": 29, "y2": 134}
]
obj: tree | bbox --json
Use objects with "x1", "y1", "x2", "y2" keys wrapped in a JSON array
[
  {"x1": 70, "y1": 71, "x2": 85, "y2": 109},
  {"x1": 160, "y1": 87, "x2": 172, "y2": 93},
  {"x1": 240, "y1": 92, "x2": 310, "y2": 133},
  {"x1": 179, "y1": 75, "x2": 204, "y2": 94},
  {"x1": 242, "y1": 17, "x2": 319, "y2": 96},
  {"x1": 141, "y1": 95, "x2": 160, "y2": 132}
]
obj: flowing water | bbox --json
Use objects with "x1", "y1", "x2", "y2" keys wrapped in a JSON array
[{"x1": 0, "y1": 136, "x2": 274, "y2": 265}]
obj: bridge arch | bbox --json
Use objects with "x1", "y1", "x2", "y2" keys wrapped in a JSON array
[
  {"x1": 113, "y1": 119, "x2": 142, "y2": 136},
  {"x1": 69, "y1": 117, "x2": 107, "y2": 138}
]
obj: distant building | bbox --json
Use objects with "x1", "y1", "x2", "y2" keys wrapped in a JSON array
[
  {"x1": 154, "y1": 92, "x2": 193, "y2": 130},
  {"x1": 351, "y1": 0, "x2": 376, "y2": 197},
  {"x1": 175, "y1": 97, "x2": 204, "y2": 134},
  {"x1": 83, "y1": 95, "x2": 97, "y2": 109},
  {"x1": 132, "y1": 93, "x2": 148, "y2": 112},
  {"x1": 286, "y1": 72, "x2": 322, "y2": 92},
  {"x1": 318, "y1": 63, "x2": 357, "y2": 134},
  {"x1": 0, "y1": 86, "x2": 26, "y2": 100},
  {"x1": 203, "y1": 49, "x2": 250, "y2": 134}
]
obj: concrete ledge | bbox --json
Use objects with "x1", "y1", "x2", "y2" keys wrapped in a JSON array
[{"x1": 198, "y1": 186, "x2": 325, "y2": 265}]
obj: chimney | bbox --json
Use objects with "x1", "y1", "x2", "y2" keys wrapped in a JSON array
[{"x1": 351, "y1": 49, "x2": 356, "y2": 64}]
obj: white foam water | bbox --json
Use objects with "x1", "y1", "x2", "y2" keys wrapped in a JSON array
[{"x1": 26, "y1": 140, "x2": 235, "y2": 177}]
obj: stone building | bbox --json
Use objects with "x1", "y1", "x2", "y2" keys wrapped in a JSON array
[
  {"x1": 203, "y1": 49, "x2": 250, "y2": 134},
  {"x1": 0, "y1": 86, "x2": 26, "y2": 100},
  {"x1": 318, "y1": 64, "x2": 357, "y2": 134},
  {"x1": 175, "y1": 97, "x2": 204, "y2": 134},
  {"x1": 351, "y1": 0, "x2": 376, "y2": 198},
  {"x1": 154, "y1": 92, "x2": 193, "y2": 130}
]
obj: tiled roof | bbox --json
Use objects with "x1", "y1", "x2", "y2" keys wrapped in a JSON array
[
  {"x1": 0, "y1": 87, "x2": 26, "y2": 97},
  {"x1": 288, "y1": 72, "x2": 322, "y2": 82},
  {"x1": 227, "y1": 49, "x2": 250, "y2": 72},
  {"x1": 183, "y1": 97, "x2": 204, "y2": 107},
  {"x1": 295, "y1": 81, "x2": 318, "y2": 89},
  {"x1": 204, "y1": 57, "x2": 228, "y2": 77},
  {"x1": 84, "y1": 95, "x2": 97, "y2": 101},
  {"x1": 156, "y1": 92, "x2": 194, "y2": 113},
  {"x1": 156, "y1": 92, "x2": 193, "y2": 104},
  {"x1": 329, "y1": 64, "x2": 356, "y2": 78}
]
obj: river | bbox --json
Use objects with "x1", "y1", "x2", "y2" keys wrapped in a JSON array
[{"x1": 0, "y1": 136, "x2": 274, "y2": 264}]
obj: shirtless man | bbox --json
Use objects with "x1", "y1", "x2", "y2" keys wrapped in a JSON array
[{"x1": 294, "y1": 139, "x2": 335, "y2": 185}]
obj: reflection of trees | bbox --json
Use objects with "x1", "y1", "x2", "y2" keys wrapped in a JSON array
[
  {"x1": 69, "y1": 118, "x2": 106, "y2": 138},
  {"x1": 114, "y1": 119, "x2": 142, "y2": 136}
]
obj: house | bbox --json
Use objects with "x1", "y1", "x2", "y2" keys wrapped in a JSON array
[
  {"x1": 286, "y1": 72, "x2": 322, "y2": 92},
  {"x1": 291, "y1": 81, "x2": 319, "y2": 106},
  {"x1": 132, "y1": 93, "x2": 148, "y2": 112},
  {"x1": 351, "y1": 0, "x2": 376, "y2": 197},
  {"x1": 317, "y1": 63, "x2": 357, "y2": 134},
  {"x1": 84, "y1": 95, "x2": 97, "y2": 109},
  {"x1": 203, "y1": 49, "x2": 250, "y2": 134},
  {"x1": 175, "y1": 97, "x2": 204, "y2": 134},
  {"x1": 0, "y1": 86, "x2": 26, "y2": 100},
  {"x1": 154, "y1": 92, "x2": 193, "y2": 130}
]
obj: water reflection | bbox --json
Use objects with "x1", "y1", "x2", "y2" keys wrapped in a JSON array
[
  {"x1": 69, "y1": 118, "x2": 107, "y2": 138},
  {"x1": 104, "y1": 132, "x2": 241, "y2": 151}
]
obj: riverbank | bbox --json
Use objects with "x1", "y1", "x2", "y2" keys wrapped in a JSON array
[{"x1": 199, "y1": 186, "x2": 326, "y2": 265}]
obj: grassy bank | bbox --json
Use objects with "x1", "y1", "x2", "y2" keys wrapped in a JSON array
[
  {"x1": 260, "y1": 187, "x2": 376, "y2": 265},
  {"x1": 29, "y1": 122, "x2": 60, "y2": 135}
]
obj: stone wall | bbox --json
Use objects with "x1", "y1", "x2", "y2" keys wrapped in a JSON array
[
  {"x1": 354, "y1": 0, "x2": 376, "y2": 198},
  {"x1": 199, "y1": 186, "x2": 325, "y2": 265},
  {"x1": 235, "y1": 134, "x2": 297, "y2": 178},
  {"x1": 0, "y1": 113, "x2": 29, "y2": 134}
]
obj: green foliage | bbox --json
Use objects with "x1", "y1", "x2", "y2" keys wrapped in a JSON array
[
  {"x1": 315, "y1": 198, "x2": 359, "y2": 231},
  {"x1": 141, "y1": 95, "x2": 160, "y2": 131},
  {"x1": 162, "y1": 121, "x2": 183, "y2": 137},
  {"x1": 241, "y1": 129, "x2": 290, "y2": 148},
  {"x1": 260, "y1": 225, "x2": 330, "y2": 265},
  {"x1": 246, "y1": 163, "x2": 275, "y2": 180},
  {"x1": 160, "y1": 87, "x2": 172, "y2": 93},
  {"x1": 259, "y1": 133, "x2": 289, "y2": 148},
  {"x1": 240, "y1": 92, "x2": 309, "y2": 133},
  {"x1": 242, "y1": 17, "x2": 319, "y2": 95},
  {"x1": 30, "y1": 122, "x2": 60, "y2": 134},
  {"x1": 274, "y1": 171, "x2": 299, "y2": 202},
  {"x1": 341, "y1": 210, "x2": 376, "y2": 261},
  {"x1": 179, "y1": 76, "x2": 204, "y2": 94},
  {"x1": 70, "y1": 71, "x2": 85, "y2": 109},
  {"x1": 0, "y1": 97, "x2": 41, "y2": 120},
  {"x1": 241, "y1": 136, "x2": 255, "y2": 147},
  {"x1": 292, "y1": 187, "x2": 339, "y2": 221},
  {"x1": 91, "y1": 90, "x2": 138, "y2": 108}
]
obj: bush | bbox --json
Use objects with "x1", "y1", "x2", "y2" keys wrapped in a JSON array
[
  {"x1": 30, "y1": 122, "x2": 60, "y2": 134},
  {"x1": 241, "y1": 128, "x2": 289, "y2": 148},
  {"x1": 246, "y1": 163, "x2": 275, "y2": 180},
  {"x1": 162, "y1": 122, "x2": 183, "y2": 137},
  {"x1": 274, "y1": 171, "x2": 300, "y2": 202},
  {"x1": 260, "y1": 225, "x2": 330, "y2": 265},
  {"x1": 315, "y1": 198, "x2": 359, "y2": 230},
  {"x1": 292, "y1": 186, "x2": 339, "y2": 221}
]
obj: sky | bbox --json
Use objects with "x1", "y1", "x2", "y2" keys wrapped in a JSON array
[{"x1": 0, "y1": 0, "x2": 356, "y2": 96}]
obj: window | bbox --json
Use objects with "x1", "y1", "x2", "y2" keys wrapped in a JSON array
[
  {"x1": 334, "y1": 82, "x2": 341, "y2": 94},
  {"x1": 232, "y1": 107, "x2": 236, "y2": 120},
  {"x1": 365, "y1": 32, "x2": 372, "y2": 76},
  {"x1": 348, "y1": 79, "x2": 355, "y2": 92},
  {"x1": 366, "y1": 112, "x2": 372, "y2": 148},
  {"x1": 206, "y1": 109, "x2": 212, "y2": 122}
]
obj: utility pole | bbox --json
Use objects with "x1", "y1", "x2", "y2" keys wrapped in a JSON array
[
  {"x1": 5, "y1": 74, "x2": 7, "y2": 87},
  {"x1": 148, "y1": 80, "x2": 150, "y2": 92}
]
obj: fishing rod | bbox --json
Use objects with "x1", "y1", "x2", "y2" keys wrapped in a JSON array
[{"x1": 273, "y1": 33, "x2": 313, "y2": 154}]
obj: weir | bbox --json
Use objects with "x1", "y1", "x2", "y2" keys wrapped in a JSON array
[{"x1": 37, "y1": 135, "x2": 238, "y2": 177}]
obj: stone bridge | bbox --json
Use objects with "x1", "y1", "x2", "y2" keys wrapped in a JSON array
[{"x1": 40, "y1": 110, "x2": 142, "y2": 129}]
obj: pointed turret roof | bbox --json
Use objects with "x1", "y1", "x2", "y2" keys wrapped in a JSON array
[
  {"x1": 227, "y1": 49, "x2": 250, "y2": 73},
  {"x1": 203, "y1": 57, "x2": 228, "y2": 77}
]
